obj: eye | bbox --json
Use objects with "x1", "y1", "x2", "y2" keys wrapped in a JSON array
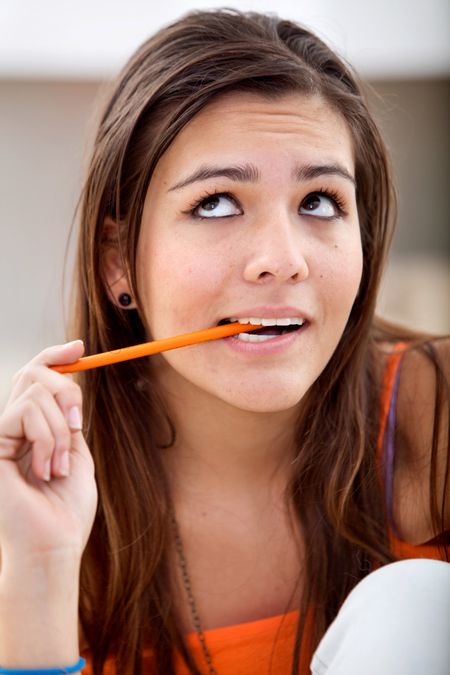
[
  {"x1": 299, "y1": 191, "x2": 344, "y2": 219},
  {"x1": 191, "y1": 192, "x2": 241, "y2": 219}
]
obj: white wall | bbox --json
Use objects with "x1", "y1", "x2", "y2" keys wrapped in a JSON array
[
  {"x1": 0, "y1": 81, "x2": 99, "y2": 403},
  {"x1": 1, "y1": 0, "x2": 449, "y2": 79}
]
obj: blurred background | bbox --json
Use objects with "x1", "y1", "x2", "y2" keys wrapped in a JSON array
[{"x1": 0, "y1": 0, "x2": 449, "y2": 405}]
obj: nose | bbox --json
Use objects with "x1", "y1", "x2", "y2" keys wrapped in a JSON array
[{"x1": 243, "y1": 211, "x2": 309, "y2": 285}]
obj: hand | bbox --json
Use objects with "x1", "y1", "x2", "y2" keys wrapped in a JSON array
[{"x1": 0, "y1": 340, "x2": 97, "y2": 566}]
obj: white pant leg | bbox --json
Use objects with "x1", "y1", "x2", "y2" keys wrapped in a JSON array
[{"x1": 310, "y1": 559, "x2": 450, "y2": 675}]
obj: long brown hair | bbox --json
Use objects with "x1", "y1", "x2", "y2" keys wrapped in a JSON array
[{"x1": 71, "y1": 9, "x2": 448, "y2": 673}]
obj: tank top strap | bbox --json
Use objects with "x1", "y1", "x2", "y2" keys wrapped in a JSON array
[{"x1": 376, "y1": 342, "x2": 407, "y2": 534}]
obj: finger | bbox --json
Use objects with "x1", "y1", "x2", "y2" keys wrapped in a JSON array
[
  {"x1": 8, "y1": 362, "x2": 83, "y2": 431},
  {"x1": 30, "y1": 339, "x2": 85, "y2": 368},
  {"x1": 1, "y1": 397, "x2": 55, "y2": 482},
  {"x1": 9, "y1": 341, "x2": 84, "y2": 402},
  {"x1": 3, "y1": 382, "x2": 82, "y2": 478},
  {"x1": 27, "y1": 384, "x2": 75, "y2": 478}
]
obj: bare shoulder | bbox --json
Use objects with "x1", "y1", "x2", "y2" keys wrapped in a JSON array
[
  {"x1": 393, "y1": 336, "x2": 450, "y2": 542},
  {"x1": 399, "y1": 338, "x2": 450, "y2": 412},
  {"x1": 396, "y1": 336, "x2": 449, "y2": 443}
]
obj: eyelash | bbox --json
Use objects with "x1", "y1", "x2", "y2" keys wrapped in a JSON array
[
  {"x1": 313, "y1": 187, "x2": 347, "y2": 216},
  {"x1": 184, "y1": 187, "x2": 348, "y2": 219},
  {"x1": 184, "y1": 189, "x2": 233, "y2": 217}
]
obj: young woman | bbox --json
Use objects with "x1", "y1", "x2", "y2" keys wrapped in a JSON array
[{"x1": 0, "y1": 9, "x2": 448, "y2": 675}]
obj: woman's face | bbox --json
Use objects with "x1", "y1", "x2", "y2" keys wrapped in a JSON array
[{"x1": 137, "y1": 92, "x2": 362, "y2": 412}]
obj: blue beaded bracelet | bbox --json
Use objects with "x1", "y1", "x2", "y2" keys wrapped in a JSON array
[{"x1": 0, "y1": 658, "x2": 85, "y2": 674}]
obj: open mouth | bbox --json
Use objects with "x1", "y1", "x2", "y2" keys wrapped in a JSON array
[{"x1": 217, "y1": 317, "x2": 306, "y2": 342}]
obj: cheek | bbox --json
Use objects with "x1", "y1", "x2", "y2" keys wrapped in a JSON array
[
  {"x1": 317, "y1": 238, "x2": 363, "y2": 312},
  {"x1": 141, "y1": 234, "x2": 235, "y2": 332}
]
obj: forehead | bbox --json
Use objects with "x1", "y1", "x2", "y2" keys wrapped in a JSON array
[{"x1": 155, "y1": 91, "x2": 355, "y2": 179}]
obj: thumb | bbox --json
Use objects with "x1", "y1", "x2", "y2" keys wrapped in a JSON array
[
  {"x1": 68, "y1": 428, "x2": 96, "y2": 477},
  {"x1": 32, "y1": 340, "x2": 85, "y2": 368}
]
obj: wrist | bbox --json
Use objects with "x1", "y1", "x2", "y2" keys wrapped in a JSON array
[{"x1": 0, "y1": 553, "x2": 81, "y2": 666}]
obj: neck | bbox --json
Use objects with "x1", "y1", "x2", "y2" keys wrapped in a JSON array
[{"x1": 157, "y1": 369, "x2": 300, "y2": 501}]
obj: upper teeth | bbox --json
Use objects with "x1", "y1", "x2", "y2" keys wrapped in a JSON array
[{"x1": 229, "y1": 317, "x2": 305, "y2": 326}]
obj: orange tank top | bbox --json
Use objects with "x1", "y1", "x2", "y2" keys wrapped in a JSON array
[{"x1": 82, "y1": 349, "x2": 448, "y2": 674}]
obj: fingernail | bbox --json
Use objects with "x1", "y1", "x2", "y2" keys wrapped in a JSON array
[
  {"x1": 68, "y1": 406, "x2": 82, "y2": 430},
  {"x1": 66, "y1": 339, "x2": 84, "y2": 347},
  {"x1": 43, "y1": 459, "x2": 51, "y2": 482},
  {"x1": 59, "y1": 450, "x2": 70, "y2": 477}
]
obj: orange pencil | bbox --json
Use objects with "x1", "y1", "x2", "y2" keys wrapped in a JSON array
[{"x1": 51, "y1": 322, "x2": 262, "y2": 374}]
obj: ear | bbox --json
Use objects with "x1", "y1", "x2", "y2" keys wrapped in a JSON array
[{"x1": 101, "y1": 218, "x2": 136, "y2": 309}]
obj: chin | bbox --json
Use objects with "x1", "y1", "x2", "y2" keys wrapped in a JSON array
[
  {"x1": 238, "y1": 401, "x2": 301, "y2": 414},
  {"x1": 220, "y1": 387, "x2": 306, "y2": 414}
]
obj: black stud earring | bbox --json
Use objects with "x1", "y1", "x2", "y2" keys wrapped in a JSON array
[{"x1": 118, "y1": 292, "x2": 132, "y2": 307}]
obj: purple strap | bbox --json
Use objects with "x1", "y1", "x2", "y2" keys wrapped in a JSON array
[{"x1": 383, "y1": 359, "x2": 403, "y2": 538}]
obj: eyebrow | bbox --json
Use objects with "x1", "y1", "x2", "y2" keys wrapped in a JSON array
[
  {"x1": 293, "y1": 163, "x2": 356, "y2": 187},
  {"x1": 168, "y1": 161, "x2": 355, "y2": 191},
  {"x1": 168, "y1": 164, "x2": 260, "y2": 191}
]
